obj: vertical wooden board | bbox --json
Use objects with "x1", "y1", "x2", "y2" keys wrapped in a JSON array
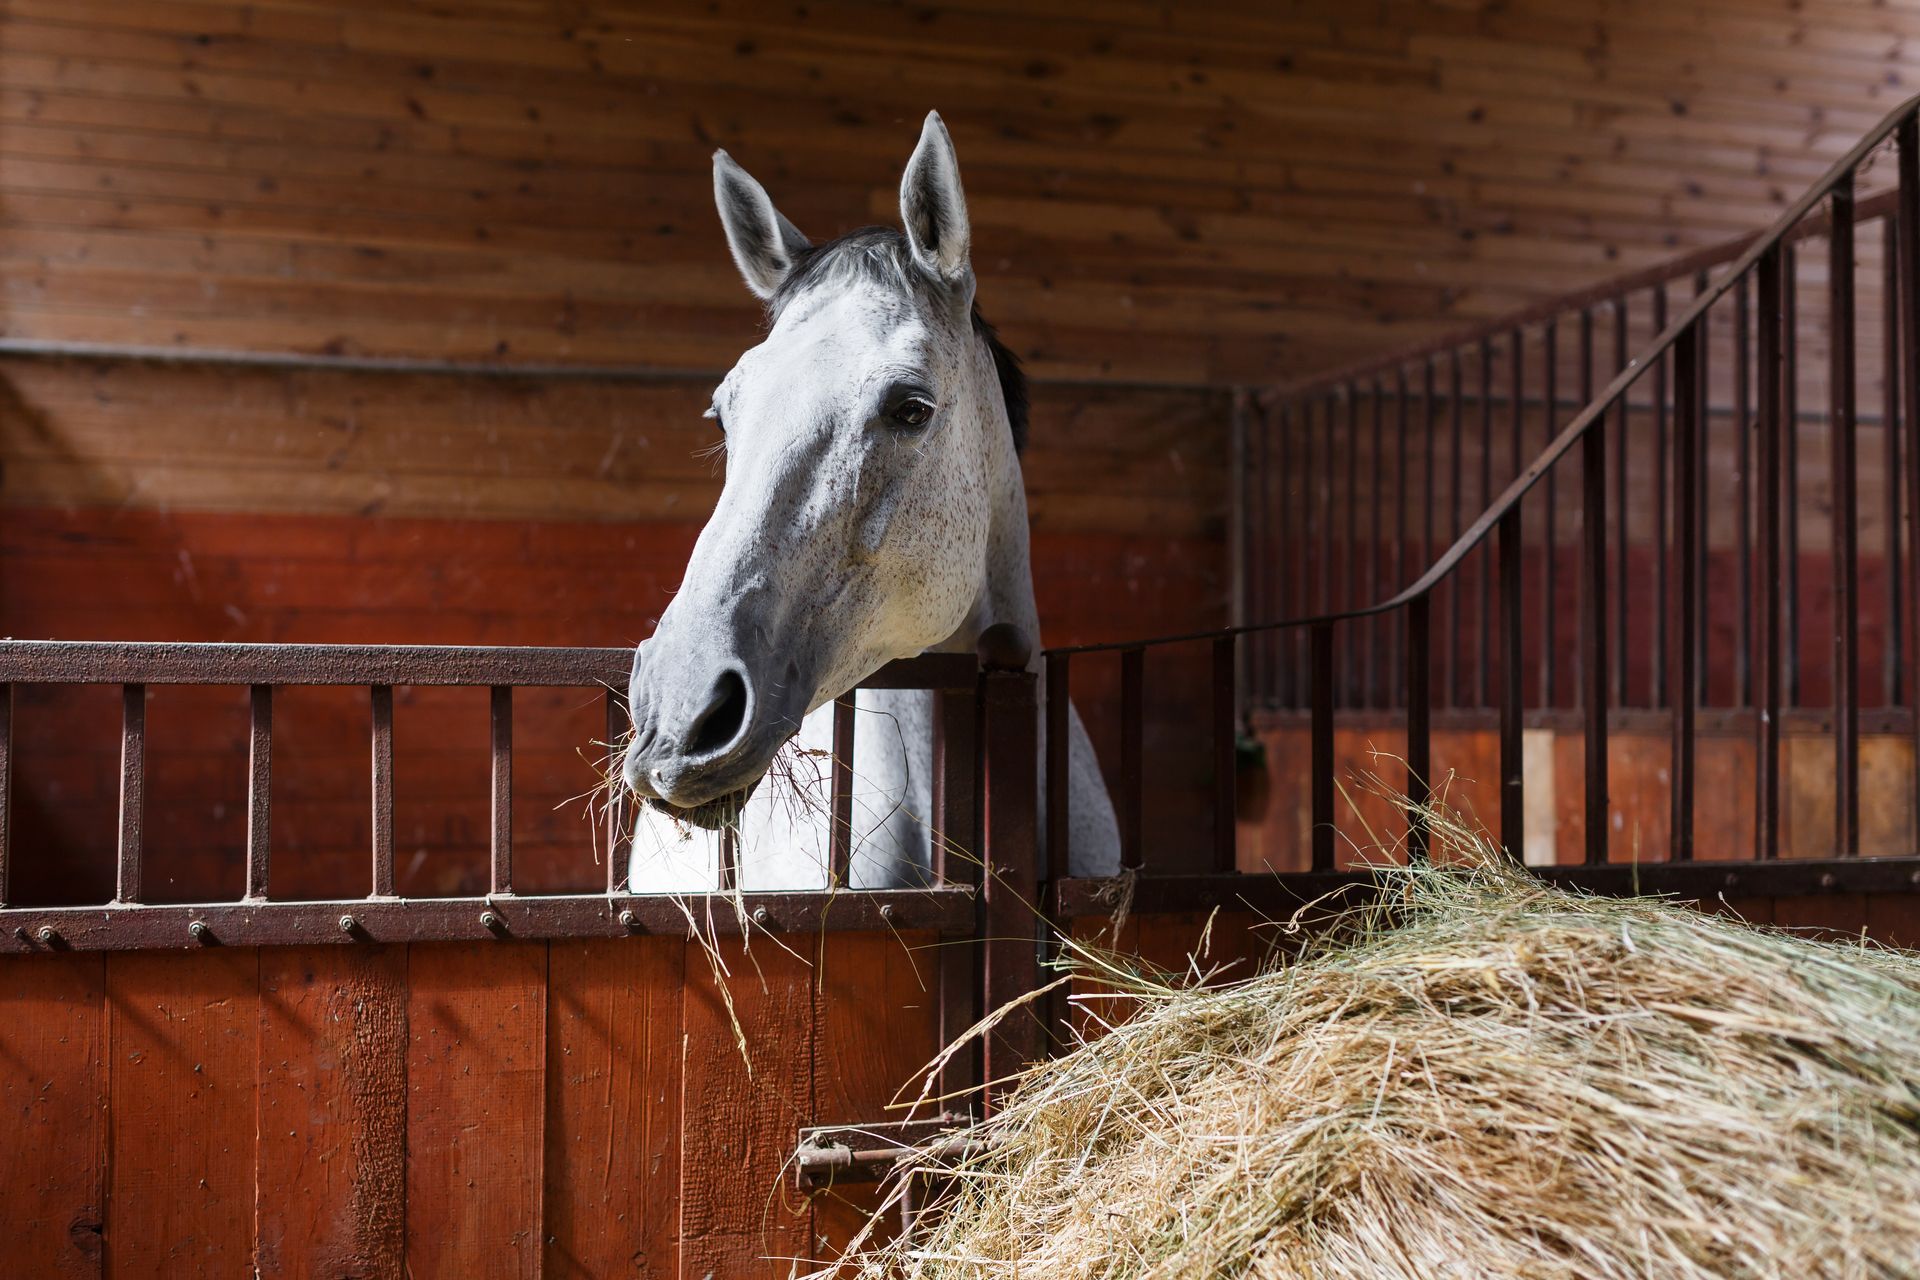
[
  {"x1": 1243, "y1": 723, "x2": 1308, "y2": 873},
  {"x1": 1332, "y1": 725, "x2": 1406, "y2": 864},
  {"x1": 1858, "y1": 734, "x2": 1914, "y2": 857},
  {"x1": 1068, "y1": 913, "x2": 1139, "y2": 1041},
  {"x1": 1520, "y1": 727, "x2": 1558, "y2": 866},
  {"x1": 1693, "y1": 733, "x2": 1755, "y2": 861},
  {"x1": 106, "y1": 948, "x2": 258, "y2": 1275},
  {"x1": 543, "y1": 938, "x2": 684, "y2": 1280},
  {"x1": 1771, "y1": 894, "x2": 1872, "y2": 943},
  {"x1": 256, "y1": 946, "x2": 408, "y2": 1279},
  {"x1": 679, "y1": 932, "x2": 815, "y2": 1279},
  {"x1": 1134, "y1": 910, "x2": 1265, "y2": 983},
  {"x1": 1430, "y1": 728, "x2": 1499, "y2": 852},
  {"x1": 1783, "y1": 731, "x2": 1837, "y2": 858},
  {"x1": 0, "y1": 954, "x2": 106, "y2": 1277},
  {"x1": 1550, "y1": 729, "x2": 1585, "y2": 865},
  {"x1": 1862, "y1": 892, "x2": 1920, "y2": 948},
  {"x1": 406, "y1": 942, "x2": 546, "y2": 1280},
  {"x1": 1710, "y1": 896, "x2": 1778, "y2": 929},
  {"x1": 1607, "y1": 728, "x2": 1673, "y2": 864},
  {"x1": 810, "y1": 931, "x2": 942, "y2": 1268}
]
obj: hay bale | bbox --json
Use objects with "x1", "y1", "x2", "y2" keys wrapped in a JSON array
[{"x1": 842, "y1": 839, "x2": 1920, "y2": 1278}]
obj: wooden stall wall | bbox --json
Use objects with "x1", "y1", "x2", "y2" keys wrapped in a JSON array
[
  {"x1": 0, "y1": 927, "x2": 943, "y2": 1278},
  {"x1": 0, "y1": 361, "x2": 1229, "y2": 901},
  {"x1": 2, "y1": 2, "x2": 1919, "y2": 385}
]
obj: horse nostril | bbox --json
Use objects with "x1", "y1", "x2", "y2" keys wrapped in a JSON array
[{"x1": 688, "y1": 669, "x2": 750, "y2": 757}]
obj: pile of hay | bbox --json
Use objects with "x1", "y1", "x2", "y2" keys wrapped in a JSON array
[{"x1": 841, "y1": 840, "x2": 1920, "y2": 1278}]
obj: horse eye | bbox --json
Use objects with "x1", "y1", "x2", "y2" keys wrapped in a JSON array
[{"x1": 889, "y1": 398, "x2": 934, "y2": 430}]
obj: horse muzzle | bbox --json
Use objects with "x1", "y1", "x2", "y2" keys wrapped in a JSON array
[{"x1": 620, "y1": 640, "x2": 805, "y2": 827}]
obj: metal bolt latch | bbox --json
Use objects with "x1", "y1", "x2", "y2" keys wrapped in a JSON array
[
  {"x1": 617, "y1": 909, "x2": 637, "y2": 930},
  {"x1": 188, "y1": 920, "x2": 211, "y2": 943},
  {"x1": 479, "y1": 910, "x2": 501, "y2": 931},
  {"x1": 339, "y1": 914, "x2": 358, "y2": 934}
]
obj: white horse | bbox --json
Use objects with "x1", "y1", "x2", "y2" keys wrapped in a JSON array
[{"x1": 620, "y1": 112, "x2": 1120, "y2": 891}]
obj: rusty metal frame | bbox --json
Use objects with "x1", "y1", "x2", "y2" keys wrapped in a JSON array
[{"x1": 0, "y1": 640, "x2": 1001, "y2": 954}]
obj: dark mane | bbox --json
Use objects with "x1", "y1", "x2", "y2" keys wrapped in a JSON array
[{"x1": 768, "y1": 226, "x2": 1029, "y2": 454}]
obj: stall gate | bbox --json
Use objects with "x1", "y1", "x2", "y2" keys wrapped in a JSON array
[{"x1": 0, "y1": 639, "x2": 1047, "y2": 1278}]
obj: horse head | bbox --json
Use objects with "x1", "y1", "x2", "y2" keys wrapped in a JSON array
[{"x1": 622, "y1": 112, "x2": 1027, "y2": 830}]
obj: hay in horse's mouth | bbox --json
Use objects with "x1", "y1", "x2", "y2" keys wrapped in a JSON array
[{"x1": 644, "y1": 778, "x2": 759, "y2": 831}]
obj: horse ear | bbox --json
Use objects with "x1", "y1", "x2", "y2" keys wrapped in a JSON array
[
  {"x1": 713, "y1": 149, "x2": 811, "y2": 301},
  {"x1": 899, "y1": 111, "x2": 972, "y2": 288}
]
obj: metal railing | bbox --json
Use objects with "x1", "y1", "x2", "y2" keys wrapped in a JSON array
[
  {"x1": 1247, "y1": 183, "x2": 1914, "y2": 722},
  {"x1": 0, "y1": 639, "x2": 1002, "y2": 944},
  {"x1": 1044, "y1": 91, "x2": 1920, "y2": 885}
]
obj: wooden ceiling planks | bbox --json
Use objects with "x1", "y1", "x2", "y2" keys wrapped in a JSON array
[{"x1": 0, "y1": 1, "x2": 1914, "y2": 384}]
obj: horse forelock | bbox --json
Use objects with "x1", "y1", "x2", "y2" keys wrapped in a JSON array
[{"x1": 767, "y1": 226, "x2": 1028, "y2": 454}]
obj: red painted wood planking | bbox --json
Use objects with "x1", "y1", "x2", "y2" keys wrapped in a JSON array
[
  {"x1": 406, "y1": 942, "x2": 547, "y2": 1279},
  {"x1": 0, "y1": 954, "x2": 108, "y2": 1278},
  {"x1": 810, "y1": 930, "x2": 944, "y2": 1266},
  {"x1": 678, "y1": 934, "x2": 816, "y2": 1279},
  {"x1": 106, "y1": 948, "x2": 258, "y2": 1274},
  {"x1": 542, "y1": 937, "x2": 685, "y2": 1279},
  {"x1": 255, "y1": 946, "x2": 408, "y2": 1279}
]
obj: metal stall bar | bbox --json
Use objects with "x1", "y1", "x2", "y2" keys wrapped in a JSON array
[
  {"x1": 1407, "y1": 597, "x2": 1432, "y2": 862},
  {"x1": 1370, "y1": 381, "x2": 1386, "y2": 707},
  {"x1": 1832, "y1": 171, "x2": 1861, "y2": 855},
  {"x1": 1542, "y1": 321, "x2": 1559, "y2": 707},
  {"x1": 1757, "y1": 250, "x2": 1785, "y2": 861},
  {"x1": 979, "y1": 639, "x2": 1041, "y2": 1107},
  {"x1": 1310, "y1": 623, "x2": 1335, "y2": 873},
  {"x1": 0, "y1": 685, "x2": 9, "y2": 908},
  {"x1": 930, "y1": 677, "x2": 982, "y2": 1100},
  {"x1": 1447, "y1": 351, "x2": 1464, "y2": 707},
  {"x1": 1499, "y1": 510, "x2": 1525, "y2": 858},
  {"x1": 1885, "y1": 215, "x2": 1906, "y2": 708},
  {"x1": 1345, "y1": 386, "x2": 1361, "y2": 704},
  {"x1": 1394, "y1": 370, "x2": 1411, "y2": 707},
  {"x1": 1479, "y1": 338, "x2": 1495, "y2": 706},
  {"x1": 1653, "y1": 284, "x2": 1670, "y2": 706},
  {"x1": 1582, "y1": 398, "x2": 1610, "y2": 865},
  {"x1": 1230, "y1": 391, "x2": 1250, "y2": 699},
  {"x1": 1694, "y1": 272, "x2": 1712, "y2": 707},
  {"x1": 490, "y1": 686, "x2": 513, "y2": 895},
  {"x1": 1044, "y1": 650, "x2": 1072, "y2": 1047},
  {"x1": 1424, "y1": 360, "x2": 1437, "y2": 703},
  {"x1": 117, "y1": 684, "x2": 145, "y2": 904},
  {"x1": 1736, "y1": 275, "x2": 1755, "y2": 707},
  {"x1": 245, "y1": 685, "x2": 272, "y2": 901},
  {"x1": 1902, "y1": 114, "x2": 1920, "y2": 852},
  {"x1": 1577, "y1": 308, "x2": 1595, "y2": 708},
  {"x1": 1614, "y1": 300, "x2": 1632, "y2": 704},
  {"x1": 830, "y1": 695, "x2": 856, "y2": 886},
  {"x1": 605, "y1": 690, "x2": 630, "y2": 894},
  {"x1": 1212, "y1": 635, "x2": 1237, "y2": 873},
  {"x1": 371, "y1": 684, "x2": 395, "y2": 896},
  {"x1": 1119, "y1": 647, "x2": 1144, "y2": 871},
  {"x1": 1784, "y1": 245, "x2": 1802, "y2": 705},
  {"x1": 1672, "y1": 322, "x2": 1702, "y2": 862}
]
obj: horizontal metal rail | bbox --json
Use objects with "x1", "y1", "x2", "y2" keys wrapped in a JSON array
[
  {"x1": 1055, "y1": 858, "x2": 1920, "y2": 921},
  {"x1": 0, "y1": 888, "x2": 975, "y2": 953},
  {"x1": 0, "y1": 640, "x2": 978, "y2": 691}
]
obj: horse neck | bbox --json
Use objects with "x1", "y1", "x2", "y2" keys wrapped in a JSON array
[{"x1": 933, "y1": 345, "x2": 1039, "y2": 663}]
